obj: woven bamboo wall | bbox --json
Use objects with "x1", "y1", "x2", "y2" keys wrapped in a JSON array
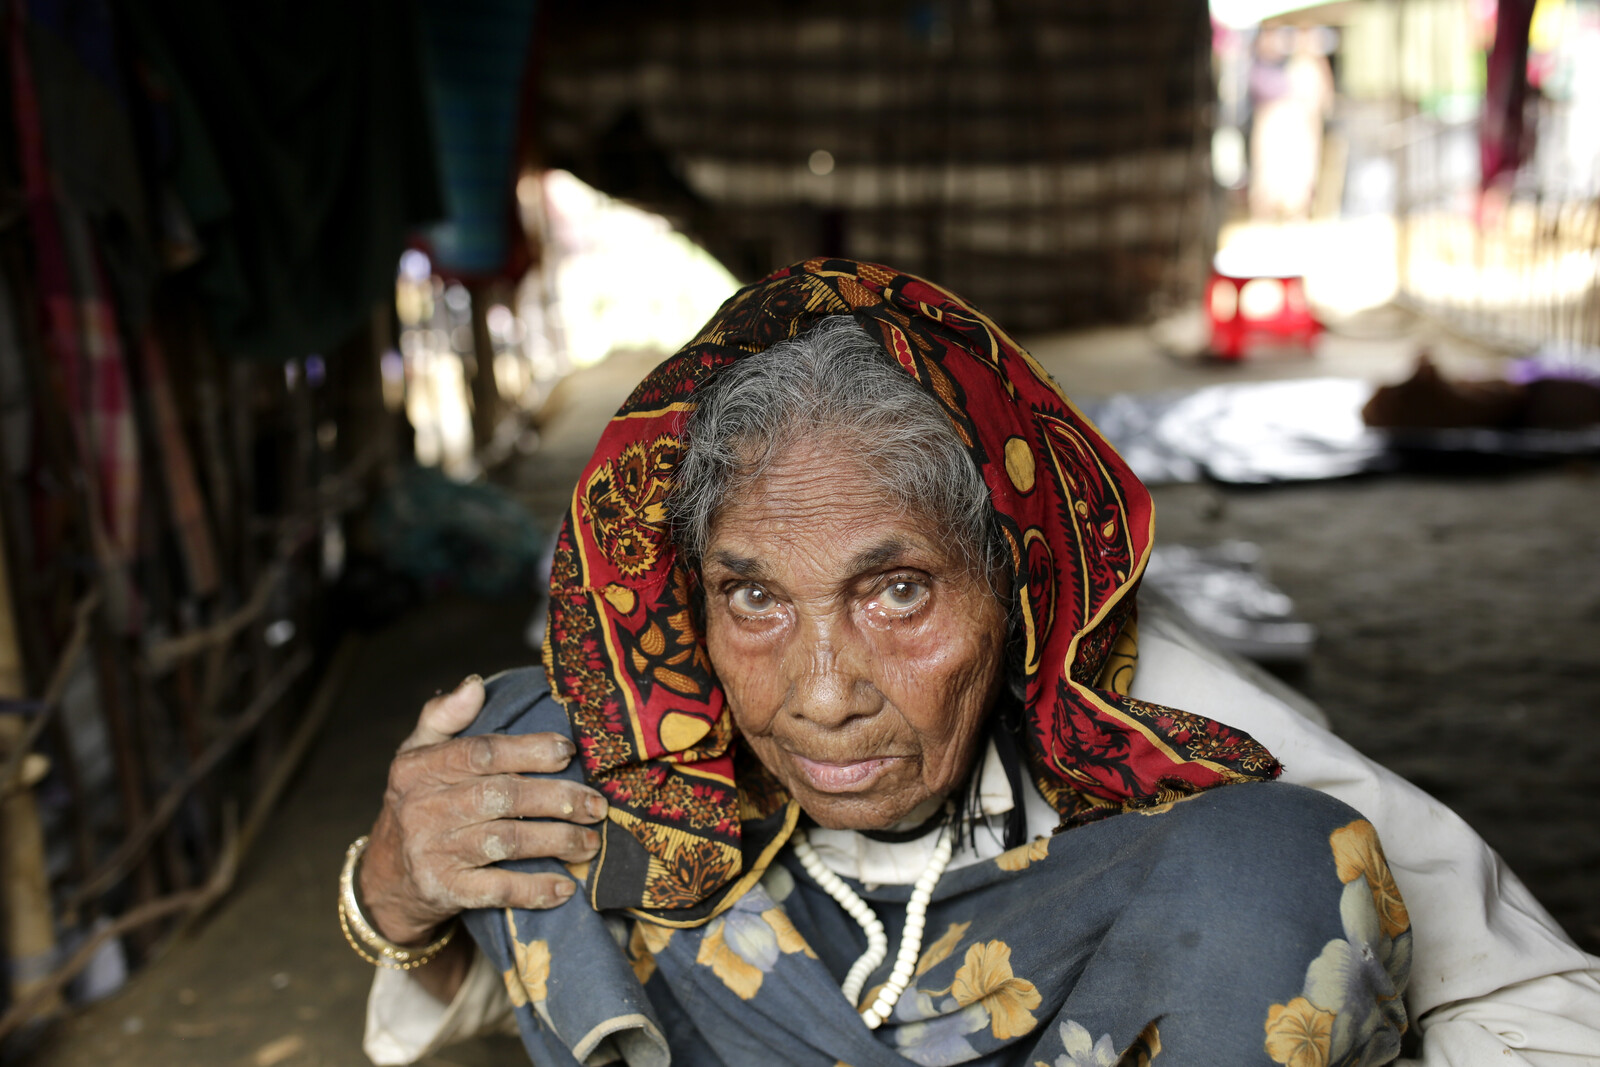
[{"x1": 538, "y1": 0, "x2": 1218, "y2": 332}]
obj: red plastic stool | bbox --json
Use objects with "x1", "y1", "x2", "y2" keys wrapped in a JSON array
[{"x1": 1206, "y1": 268, "x2": 1321, "y2": 360}]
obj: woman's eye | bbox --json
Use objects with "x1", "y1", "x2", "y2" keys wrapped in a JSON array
[
  {"x1": 729, "y1": 586, "x2": 777, "y2": 615},
  {"x1": 881, "y1": 580, "x2": 927, "y2": 610}
]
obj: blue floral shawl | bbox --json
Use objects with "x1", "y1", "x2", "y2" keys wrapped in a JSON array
[{"x1": 461, "y1": 669, "x2": 1411, "y2": 1067}]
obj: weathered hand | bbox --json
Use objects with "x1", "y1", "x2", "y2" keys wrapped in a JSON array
[{"x1": 357, "y1": 675, "x2": 607, "y2": 948}]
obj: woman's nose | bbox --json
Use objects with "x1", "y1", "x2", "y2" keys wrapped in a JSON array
[{"x1": 784, "y1": 623, "x2": 875, "y2": 727}]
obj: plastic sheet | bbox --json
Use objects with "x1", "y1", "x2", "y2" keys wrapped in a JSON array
[
  {"x1": 1083, "y1": 378, "x2": 1391, "y2": 485},
  {"x1": 1142, "y1": 541, "x2": 1317, "y2": 664},
  {"x1": 1084, "y1": 374, "x2": 1600, "y2": 486}
]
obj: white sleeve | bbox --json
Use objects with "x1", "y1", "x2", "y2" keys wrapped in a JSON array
[
  {"x1": 1394, "y1": 970, "x2": 1600, "y2": 1066},
  {"x1": 363, "y1": 945, "x2": 518, "y2": 1065},
  {"x1": 1129, "y1": 608, "x2": 1600, "y2": 1064}
]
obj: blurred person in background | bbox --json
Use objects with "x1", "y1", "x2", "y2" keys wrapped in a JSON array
[{"x1": 1250, "y1": 27, "x2": 1335, "y2": 220}]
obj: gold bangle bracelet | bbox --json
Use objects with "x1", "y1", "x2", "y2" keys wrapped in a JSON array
[{"x1": 338, "y1": 835, "x2": 458, "y2": 971}]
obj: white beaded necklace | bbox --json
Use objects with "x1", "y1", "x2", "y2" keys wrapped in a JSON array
[{"x1": 791, "y1": 809, "x2": 957, "y2": 1030}]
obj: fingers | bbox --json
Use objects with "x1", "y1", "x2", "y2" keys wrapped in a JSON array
[
  {"x1": 392, "y1": 733, "x2": 591, "y2": 795},
  {"x1": 450, "y1": 774, "x2": 607, "y2": 825},
  {"x1": 455, "y1": 867, "x2": 579, "y2": 911},
  {"x1": 449, "y1": 732, "x2": 579, "y2": 779},
  {"x1": 401, "y1": 675, "x2": 487, "y2": 752},
  {"x1": 470, "y1": 818, "x2": 600, "y2": 866}
]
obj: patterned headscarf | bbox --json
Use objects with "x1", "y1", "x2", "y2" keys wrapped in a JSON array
[{"x1": 545, "y1": 259, "x2": 1280, "y2": 924}]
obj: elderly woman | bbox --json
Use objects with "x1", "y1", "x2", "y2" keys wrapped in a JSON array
[{"x1": 347, "y1": 261, "x2": 1600, "y2": 1066}]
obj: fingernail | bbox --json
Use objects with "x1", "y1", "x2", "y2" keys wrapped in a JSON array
[
  {"x1": 555, "y1": 737, "x2": 576, "y2": 759},
  {"x1": 553, "y1": 879, "x2": 576, "y2": 901},
  {"x1": 583, "y1": 829, "x2": 600, "y2": 852},
  {"x1": 585, "y1": 793, "x2": 608, "y2": 819},
  {"x1": 455, "y1": 673, "x2": 483, "y2": 693}
]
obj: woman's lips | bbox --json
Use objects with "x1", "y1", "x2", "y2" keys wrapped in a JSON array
[{"x1": 788, "y1": 753, "x2": 902, "y2": 792}]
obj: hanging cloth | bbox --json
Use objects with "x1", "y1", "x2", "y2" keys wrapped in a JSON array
[{"x1": 1481, "y1": 0, "x2": 1537, "y2": 192}]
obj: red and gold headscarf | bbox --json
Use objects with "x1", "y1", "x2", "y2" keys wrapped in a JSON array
[{"x1": 545, "y1": 259, "x2": 1280, "y2": 923}]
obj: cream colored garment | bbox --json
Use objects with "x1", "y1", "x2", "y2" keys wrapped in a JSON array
[
  {"x1": 364, "y1": 607, "x2": 1600, "y2": 1065},
  {"x1": 365, "y1": 943, "x2": 518, "y2": 1063}
]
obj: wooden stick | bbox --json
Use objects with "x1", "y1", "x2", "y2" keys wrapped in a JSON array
[
  {"x1": 0, "y1": 588, "x2": 98, "y2": 796},
  {"x1": 64, "y1": 647, "x2": 312, "y2": 917},
  {"x1": 89, "y1": 610, "x2": 162, "y2": 940},
  {"x1": 168, "y1": 659, "x2": 215, "y2": 875},
  {"x1": 142, "y1": 562, "x2": 285, "y2": 676},
  {"x1": 0, "y1": 715, "x2": 59, "y2": 1013},
  {"x1": 43, "y1": 713, "x2": 96, "y2": 904}
]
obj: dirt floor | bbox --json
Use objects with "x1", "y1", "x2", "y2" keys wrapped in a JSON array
[
  {"x1": 1150, "y1": 470, "x2": 1600, "y2": 954},
  {"x1": 25, "y1": 322, "x2": 1600, "y2": 1065}
]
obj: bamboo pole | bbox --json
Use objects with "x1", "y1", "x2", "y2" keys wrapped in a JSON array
[
  {"x1": 0, "y1": 518, "x2": 59, "y2": 1016},
  {"x1": 0, "y1": 718, "x2": 58, "y2": 1016},
  {"x1": 468, "y1": 281, "x2": 503, "y2": 450},
  {"x1": 0, "y1": 590, "x2": 99, "y2": 796}
]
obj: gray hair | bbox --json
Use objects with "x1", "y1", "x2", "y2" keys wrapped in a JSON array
[{"x1": 670, "y1": 316, "x2": 1008, "y2": 586}]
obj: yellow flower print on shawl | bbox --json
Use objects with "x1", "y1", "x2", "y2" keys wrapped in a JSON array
[
  {"x1": 894, "y1": 938, "x2": 1042, "y2": 1058},
  {"x1": 995, "y1": 837, "x2": 1051, "y2": 872},
  {"x1": 916, "y1": 921, "x2": 973, "y2": 978},
  {"x1": 627, "y1": 920, "x2": 674, "y2": 986},
  {"x1": 947, "y1": 940, "x2": 1043, "y2": 1041},
  {"x1": 1121, "y1": 1019, "x2": 1163, "y2": 1067},
  {"x1": 1263, "y1": 997, "x2": 1336, "y2": 1067},
  {"x1": 501, "y1": 915, "x2": 551, "y2": 1010},
  {"x1": 696, "y1": 902, "x2": 816, "y2": 1000},
  {"x1": 1329, "y1": 819, "x2": 1409, "y2": 940},
  {"x1": 1264, "y1": 820, "x2": 1411, "y2": 1066}
]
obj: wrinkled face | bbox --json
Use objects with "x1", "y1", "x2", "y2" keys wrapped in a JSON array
[{"x1": 701, "y1": 437, "x2": 1008, "y2": 830}]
